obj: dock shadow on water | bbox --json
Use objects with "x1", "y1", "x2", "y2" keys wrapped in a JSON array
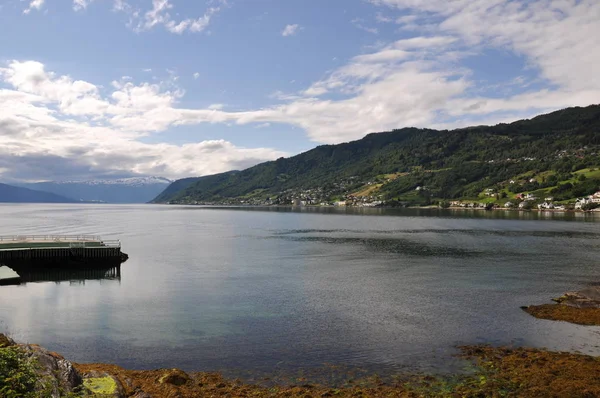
[{"x1": 0, "y1": 259, "x2": 125, "y2": 286}]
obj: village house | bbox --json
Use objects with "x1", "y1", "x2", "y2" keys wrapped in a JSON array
[{"x1": 575, "y1": 197, "x2": 591, "y2": 209}]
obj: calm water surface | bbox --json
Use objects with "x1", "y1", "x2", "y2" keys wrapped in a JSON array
[{"x1": 1, "y1": 204, "x2": 600, "y2": 380}]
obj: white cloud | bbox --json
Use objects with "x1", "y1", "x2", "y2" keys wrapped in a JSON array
[
  {"x1": 370, "y1": 0, "x2": 600, "y2": 91},
  {"x1": 0, "y1": 62, "x2": 287, "y2": 181},
  {"x1": 193, "y1": 72, "x2": 200, "y2": 80},
  {"x1": 23, "y1": 0, "x2": 45, "y2": 14},
  {"x1": 131, "y1": 0, "x2": 222, "y2": 34},
  {"x1": 73, "y1": 0, "x2": 93, "y2": 11},
  {"x1": 375, "y1": 12, "x2": 393, "y2": 23},
  {"x1": 282, "y1": 24, "x2": 301, "y2": 37},
  {"x1": 3, "y1": 1, "x2": 600, "y2": 179},
  {"x1": 351, "y1": 18, "x2": 378, "y2": 34}
]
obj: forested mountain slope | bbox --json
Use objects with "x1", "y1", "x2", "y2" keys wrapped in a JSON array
[{"x1": 153, "y1": 105, "x2": 600, "y2": 206}]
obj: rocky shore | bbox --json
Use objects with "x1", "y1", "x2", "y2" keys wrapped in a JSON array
[
  {"x1": 3, "y1": 333, "x2": 600, "y2": 397},
  {"x1": 523, "y1": 286, "x2": 600, "y2": 326}
]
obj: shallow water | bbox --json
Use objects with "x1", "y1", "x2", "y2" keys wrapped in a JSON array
[{"x1": 1, "y1": 204, "x2": 599, "y2": 380}]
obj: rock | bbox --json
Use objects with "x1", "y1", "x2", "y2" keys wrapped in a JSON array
[
  {"x1": 19, "y1": 344, "x2": 83, "y2": 397},
  {"x1": 553, "y1": 287, "x2": 600, "y2": 308},
  {"x1": 0, "y1": 333, "x2": 15, "y2": 348},
  {"x1": 158, "y1": 369, "x2": 191, "y2": 386},
  {"x1": 83, "y1": 375, "x2": 125, "y2": 398},
  {"x1": 79, "y1": 370, "x2": 126, "y2": 397}
]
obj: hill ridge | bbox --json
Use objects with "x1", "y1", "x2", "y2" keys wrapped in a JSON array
[{"x1": 153, "y1": 104, "x2": 600, "y2": 208}]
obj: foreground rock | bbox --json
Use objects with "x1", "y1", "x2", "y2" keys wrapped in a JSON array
[
  {"x1": 22, "y1": 344, "x2": 83, "y2": 397},
  {"x1": 0, "y1": 334, "x2": 83, "y2": 397}
]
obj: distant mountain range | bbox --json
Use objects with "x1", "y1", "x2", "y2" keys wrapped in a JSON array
[
  {"x1": 0, "y1": 183, "x2": 77, "y2": 203},
  {"x1": 152, "y1": 105, "x2": 600, "y2": 207},
  {"x1": 19, "y1": 177, "x2": 172, "y2": 204}
]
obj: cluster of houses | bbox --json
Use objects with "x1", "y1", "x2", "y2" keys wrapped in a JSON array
[
  {"x1": 449, "y1": 190, "x2": 600, "y2": 211},
  {"x1": 449, "y1": 202, "x2": 491, "y2": 209},
  {"x1": 574, "y1": 192, "x2": 600, "y2": 209}
]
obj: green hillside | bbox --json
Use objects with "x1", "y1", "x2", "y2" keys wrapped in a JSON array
[{"x1": 153, "y1": 105, "x2": 600, "y2": 208}]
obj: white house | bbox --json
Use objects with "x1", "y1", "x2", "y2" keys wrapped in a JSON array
[
  {"x1": 538, "y1": 202, "x2": 554, "y2": 210},
  {"x1": 575, "y1": 197, "x2": 591, "y2": 209}
]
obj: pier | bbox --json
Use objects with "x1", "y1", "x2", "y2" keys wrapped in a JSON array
[
  {"x1": 0, "y1": 235, "x2": 127, "y2": 264},
  {"x1": 0, "y1": 235, "x2": 127, "y2": 285}
]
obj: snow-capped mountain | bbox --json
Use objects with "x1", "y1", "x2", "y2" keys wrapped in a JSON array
[
  {"x1": 55, "y1": 177, "x2": 173, "y2": 187},
  {"x1": 20, "y1": 176, "x2": 172, "y2": 204}
]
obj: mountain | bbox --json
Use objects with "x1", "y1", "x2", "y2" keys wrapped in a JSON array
[
  {"x1": 0, "y1": 183, "x2": 77, "y2": 203},
  {"x1": 22, "y1": 177, "x2": 172, "y2": 204},
  {"x1": 152, "y1": 105, "x2": 600, "y2": 207},
  {"x1": 152, "y1": 172, "x2": 239, "y2": 204}
]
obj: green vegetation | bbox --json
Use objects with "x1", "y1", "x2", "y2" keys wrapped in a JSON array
[
  {"x1": 0, "y1": 346, "x2": 40, "y2": 398},
  {"x1": 153, "y1": 105, "x2": 600, "y2": 206}
]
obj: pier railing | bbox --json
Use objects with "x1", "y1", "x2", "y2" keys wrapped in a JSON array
[
  {"x1": 68, "y1": 240, "x2": 121, "y2": 248},
  {"x1": 0, "y1": 235, "x2": 102, "y2": 242},
  {"x1": 0, "y1": 235, "x2": 121, "y2": 248}
]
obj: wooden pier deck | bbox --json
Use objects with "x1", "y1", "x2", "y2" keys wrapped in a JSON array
[{"x1": 0, "y1": 235, "x2": 126, "y2": 262}]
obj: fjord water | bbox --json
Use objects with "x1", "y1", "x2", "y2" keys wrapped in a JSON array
[{"x1": 1, "y1": 204, "x2": 600, "y2": 379}]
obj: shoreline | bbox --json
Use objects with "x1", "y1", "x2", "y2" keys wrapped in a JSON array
[
  {"x1": 3, "y1": 334, "x2": 600, "y2": 397},
  {"x1": 161, "y1": 202, "x2": 600, "y2": 214},
  {"x1": 4, "y1": 288, "x2": 600, "y2": 396}
]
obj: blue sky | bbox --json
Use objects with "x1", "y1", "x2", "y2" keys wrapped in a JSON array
[{"x1": 0, "y1": 0, "x2": 598, "y2": 181}]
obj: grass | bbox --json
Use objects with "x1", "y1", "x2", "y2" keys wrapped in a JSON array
[{"x1": 352, "y1": 183, "x2": 384, "y2": 197}]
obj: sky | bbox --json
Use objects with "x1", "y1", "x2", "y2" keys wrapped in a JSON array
[{"x1": 0, "y1": 0, "x2": 599, "y2": 182}]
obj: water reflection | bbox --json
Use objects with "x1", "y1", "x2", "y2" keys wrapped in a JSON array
[
  {"x1": 0, "y1": 261, "x2": 122, "y2": 285},
  {"x1": 181, "y1": 205, "x2": 600, "y2": 221},
  {"x1": 1, "y1": 204, "x2": 600, "y2": 379}
]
